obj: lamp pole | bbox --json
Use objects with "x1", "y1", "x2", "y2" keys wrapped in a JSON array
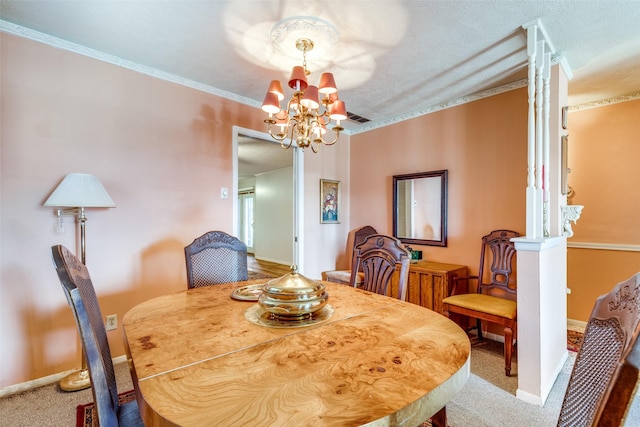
[{"x1": 59, "y1": 207, "x2": 91, "y2": 391}]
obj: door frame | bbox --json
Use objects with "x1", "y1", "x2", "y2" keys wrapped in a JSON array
[{"x1": 232, "y1": 126, "x2": 304, "y2": 270}]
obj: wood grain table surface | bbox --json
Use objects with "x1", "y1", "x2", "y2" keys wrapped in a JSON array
[{"x1": 122, "y1": 280, "x2": 471, "y2": 427}]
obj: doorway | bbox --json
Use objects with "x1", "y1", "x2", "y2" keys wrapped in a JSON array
[
  {"x1": 232, "y1": 126, "x2": 303, "y2": 269},
  {"x1": 238, "y1": 189, "x2": 255, "y2": 253}
]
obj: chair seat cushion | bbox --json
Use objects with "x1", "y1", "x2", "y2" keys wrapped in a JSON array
[{"x1": 443, "y1": 293, "x2": 517, "y2": 320}]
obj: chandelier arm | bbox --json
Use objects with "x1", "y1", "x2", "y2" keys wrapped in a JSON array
[
  {"x1": 265, "y1": 121, "x2": 289, "y2": 142},
  {"x1": 281, "y1": 122, "x2": 297, "y2": 150},
  {"x1": 320, "y1": 129, "x2": 341, "y2": 146}
]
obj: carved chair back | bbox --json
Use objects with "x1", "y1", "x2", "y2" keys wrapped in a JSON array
[
  {"x1": 350, "y1": 234, "x2": 410, "y2": 301},
  {"x1": 184, "y1": 231, "x2": 248, "y2": 288},
  {"x1": 322, "y1": 225, "x2": 377, "y2": 284},
  {"x1": 558, "y1": 272, "x2": 640, "y2": 426},
  {"x1": 476, "y1": 229, "x2": 520, "y2": 298}
]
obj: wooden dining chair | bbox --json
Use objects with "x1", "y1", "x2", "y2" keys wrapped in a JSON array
[
  {"x1": 442, "y1": 229, "x2": 520, "y2": 376},
  {"x1": 51, "y1": 245, "x2": 144, "y2": 427},
  {"x1": 557, "y1": 272, "x2": 640, "y2": 427},
  {"x1": 322, "y1": 225, "x2": 377, "y2": 285},
  {"x1": 184, "y1": 230, "x2": 248, "y2": 288},
  {"x1": 349, "y1": 234, "x2": 411, "y2": 301}
]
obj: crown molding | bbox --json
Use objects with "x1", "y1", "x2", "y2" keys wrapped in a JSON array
[
  {"x1": 569, "y1": 91, "x2": 640, "y2": 112},
  {"x1": 348, "y1": 79, "x2": 528, "y2": 135},
  {"x1": 0, "y1": 20, "x2": 261, "y2": 109},
  {"x1": 7, "y1": 20, "x2": 635, "y2": 136}
]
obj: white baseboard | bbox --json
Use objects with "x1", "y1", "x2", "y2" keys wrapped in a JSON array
[
  {"x1": 517, "y1": 350, "x2": 569, "y2": 406},
  {"x1": 0, "y1": 355, "x2": 127, "y2": 398},
  {"x1": 254, "y1": 255, "x2": 291, "y2": 266},
  {"x1": 567, "y1": 318, "x2": 587, "y2": 333}
]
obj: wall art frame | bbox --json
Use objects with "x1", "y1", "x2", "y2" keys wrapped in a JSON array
[{"x1": 320, "y1": 179, "x2": 340, "y2": 224}]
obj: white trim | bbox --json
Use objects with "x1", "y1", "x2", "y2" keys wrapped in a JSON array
[
  {"x1": 349, "y1": 79, "x2": 528, "y2": 135},
  {"x1": 512, "y1": 235, "x2": 565, "y2": 252},
  {"x1": 0, "y1": 355, "x2": 127, "y2": 398},
  {"x1": 570, "y1": 91, "x2": 640, "y2": 112},
  {"x1": 0, "y1": 20, "x2": 259, "y2": 109},
  {"x1": 232, "y1": 127, "x2": 302, "y2": 270},
  {"x1": 568, "y1": 242, "x2": 640, "y2": 252},
  {"x1": 567, "y1": 319, "x2": 587, "y2": 333},
  {"x1": 516, "y1": 351, "x2": 569, "y2": 406}
]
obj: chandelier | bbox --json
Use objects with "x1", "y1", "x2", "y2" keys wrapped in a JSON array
[{"x1": 261, "y1": 37, "x2": 347, "y2": 153}]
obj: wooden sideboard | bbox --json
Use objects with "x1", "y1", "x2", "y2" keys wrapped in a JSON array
[{"x1": 405, "y1": 261, "x2": 468, "y2": 314}]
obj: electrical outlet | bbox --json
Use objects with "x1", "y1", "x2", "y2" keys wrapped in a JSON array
[{"x1": 106, "y1": 314, "x2": 117, "y2": 331}]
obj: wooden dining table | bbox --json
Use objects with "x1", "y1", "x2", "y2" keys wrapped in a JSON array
[{"x1": 122, "y1": 280, "x2": 471, "y2": 427}]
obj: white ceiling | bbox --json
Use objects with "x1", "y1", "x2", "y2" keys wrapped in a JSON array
[{"x1": 2, "y1": 0, "x2": 640, "y2": 176}]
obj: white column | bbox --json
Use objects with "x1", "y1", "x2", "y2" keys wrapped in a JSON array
[
  {"x1": 518, "y1": 19, "x2": 571, "y2": 406},
  {"x1": 535, "y1": 40, "x2": 545, "y2": 239},
  {"x1": 543, "y1": 52, "x2": 551, "y2": 237},
  {"x1": 525, "y1": 26, "x2": 538, "y2": 237}
]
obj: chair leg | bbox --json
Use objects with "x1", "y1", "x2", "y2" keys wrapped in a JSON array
[
  {"x1": 504, "y1": 326, "x2": 513, "y2": 376},
  {"x1": 430, "y1": 406, "x2": 447, "y2": 427},
  {"x1": 476, "y1": 319, "x2": 483, "y2": 340}
]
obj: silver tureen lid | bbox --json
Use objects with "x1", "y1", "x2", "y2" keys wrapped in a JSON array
[{"x1": 263, "y1": 265, "x2": 325, "y2": 298}]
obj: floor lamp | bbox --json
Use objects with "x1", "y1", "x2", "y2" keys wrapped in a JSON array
[{"x1": 44, "y1": 173, "x2": 116, "y2": 391}]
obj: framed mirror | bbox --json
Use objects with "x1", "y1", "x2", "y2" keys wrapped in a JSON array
[{"x1": 393, "y1": 170, "x2": 448, "y2": 247}]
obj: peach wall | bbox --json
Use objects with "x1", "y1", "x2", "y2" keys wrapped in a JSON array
[
  {"x1": 349, "y1": 89, "x2": 528, "y2": 276},
  {"x1": 0, "y1": 33, "x2": 348, "y2": 388},
  {"x1": 566, "y1": 98, "x2": 640, "y2": 321},
  {"x1": 568, "y1": 100, "x2": 640, "y2": 244}
]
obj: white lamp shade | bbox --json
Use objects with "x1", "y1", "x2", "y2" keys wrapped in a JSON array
[{"x1": 44, "y1": 173, "x2": 116, "y2": 208}]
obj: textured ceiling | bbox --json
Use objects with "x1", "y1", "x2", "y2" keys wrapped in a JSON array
[
  {"x1": 2, "y1": 1, "x2": 640, "y2": 132},
  {"x1": 2, "y1": 0, "x2": 640, "y2": 176}
]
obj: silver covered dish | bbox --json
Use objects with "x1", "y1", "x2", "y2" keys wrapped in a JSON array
[{"x1": 258, "y1": 265, "x2": 328, "y2": 318}]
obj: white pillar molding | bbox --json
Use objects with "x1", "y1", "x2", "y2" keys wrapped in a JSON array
[
  {"x1": 525, "y1": 25, "x2": 538, "y2": 237},
  {"x1": 513, "y1": 236, "x2": 569, "y2": 406},
  {"x1": 543, "y1": 52, "x2": 551, "y2": 237}
]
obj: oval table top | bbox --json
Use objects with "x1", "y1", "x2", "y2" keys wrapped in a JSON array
[{"x1": 122, "y1": 280, "x2": 470, "y2": 427}]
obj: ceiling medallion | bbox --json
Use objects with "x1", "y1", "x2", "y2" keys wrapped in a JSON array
[{"x1": 270, "y1": 16, "x2": 339, "y2": 59}]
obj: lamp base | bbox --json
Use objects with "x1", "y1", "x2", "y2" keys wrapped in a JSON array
[{"x1": 59, "y1": 368, "x2": 91, "y2": 392}]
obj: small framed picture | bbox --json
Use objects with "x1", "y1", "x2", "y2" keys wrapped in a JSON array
[{"x1": 320, "y1": 179, "x2": 340, "y2": 224}]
